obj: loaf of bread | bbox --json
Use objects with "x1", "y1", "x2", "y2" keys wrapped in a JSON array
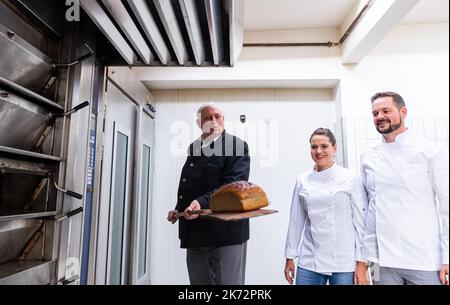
[{"x1": 210, "y1": 181, "x2": 269, "y2": 212}]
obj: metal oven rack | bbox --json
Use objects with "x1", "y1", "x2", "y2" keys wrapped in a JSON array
[{"x1": 0, "y1": 76, "x2": 86, "y2": 284}]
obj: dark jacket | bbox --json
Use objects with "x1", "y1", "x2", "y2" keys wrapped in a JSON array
[{"x1": 175, "y1": 131, "x2": 250, "y2": 248}]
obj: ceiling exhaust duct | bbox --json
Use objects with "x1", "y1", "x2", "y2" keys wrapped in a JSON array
[{"x1": 79, "y1": 0, "x2": 244, "y2": 67}]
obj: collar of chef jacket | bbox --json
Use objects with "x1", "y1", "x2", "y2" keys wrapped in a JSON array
[
  {"x1": 381, "y1": 128, "x2": 412, "y2": 144},
  {"x1": 310, "y1": 162, "x2": 338, "y2": 181}
]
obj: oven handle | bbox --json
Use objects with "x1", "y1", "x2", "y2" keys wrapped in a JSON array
[
  {"x1": 55, "y1": 207, "x2": 84, "y2": 222},
  {"x1": 49, "y1": 175, "x2": 83, "y2": 200}
]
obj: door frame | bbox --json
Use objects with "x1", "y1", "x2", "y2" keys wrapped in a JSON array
[
  {"x1": 90, "y1": 67, "x2": 156, "y2": 285},
  {"x1": 105, "y1": 122, "x2": 132, "y2": 285},
  {"x1": 130, "y1": 108, "x2": 154, "y2": 284}
]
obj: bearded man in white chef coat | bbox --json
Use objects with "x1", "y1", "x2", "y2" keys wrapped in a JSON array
[{"x1": 359, "y1": 91, "x2": 449, "y2": 285}]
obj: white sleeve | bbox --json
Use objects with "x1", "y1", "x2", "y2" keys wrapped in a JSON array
[
  {"x1": 350, "y1": 175, "x2": 369, "y2": 262},
  {"x1": 284, "y1": 178, "x2": 307, "y2": 259},
  {"x1": 360, "y1": 153, "x2": 379, "y2": 263},
  {"x1": 429, "y1": 146, "x2": 449, "y2": 265}
]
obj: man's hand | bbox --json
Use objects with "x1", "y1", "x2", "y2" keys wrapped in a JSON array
[
  {"x1": 440, "y1": 264, "x2": 449, "y2": 285},
  {"x1": 284, "y1": 259, "x2": 295, "y2": 285},
  {"x1": 184, "y1": 200, "x2": 201, "y2": 220},
  {"x1": 354, "y1": 261, "x2": 369, "y2": 285},
  {"x1": 167, "y1": 210, "x2": 179, "y2": 224}
]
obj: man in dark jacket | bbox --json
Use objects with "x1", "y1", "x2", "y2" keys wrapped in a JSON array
[{"x1": 167, "y1": 104, "x2": 250, "y2": 285}]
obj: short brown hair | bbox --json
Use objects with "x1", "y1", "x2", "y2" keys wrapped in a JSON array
[
  {"x1": 309, "y1": 128, "x2": 336, "y2": 145},
  {"x1": 370, "y1": 91, "x2": 405, "y2": 109}
]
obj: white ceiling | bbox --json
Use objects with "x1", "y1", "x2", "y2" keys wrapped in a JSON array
[
  {"x1": 244, "y1": 0, "x2": 357, "y2": 31},
  {"x1": 244, "y1": 0, "x2": 449, "y2": 31},
  {"x1": 400, "y1": 0, "x2": 449, "y2": 24},
  {"x1": 136, "y1": 0, "x2": 449, "y2": 90}
]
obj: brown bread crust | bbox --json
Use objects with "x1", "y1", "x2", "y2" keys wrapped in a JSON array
[{"x1": 210, "y1": 181, "x2": 269, "y2": 212}]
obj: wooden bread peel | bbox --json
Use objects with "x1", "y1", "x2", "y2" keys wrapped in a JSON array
[{"x1": 174, "y1": 208, "x2": 277, "y2": 221}]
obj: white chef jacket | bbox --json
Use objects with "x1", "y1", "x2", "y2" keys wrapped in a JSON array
[
  {"x1": 360, "y1": 129, "x2": 449, "y2": 271},
  {"x1": 284, "y1": 164, "x2": 368, "y2": 274}
]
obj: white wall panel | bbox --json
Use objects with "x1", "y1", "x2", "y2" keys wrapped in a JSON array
[
  {"x1": 150, "y1": 88, "x2": 335, "y2": 284},
  {"x1": 342, "y1": 116, "x2": 449, "y2": 172}
]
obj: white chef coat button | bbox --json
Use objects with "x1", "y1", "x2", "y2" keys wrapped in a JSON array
[
  {"x1": 189, "y1": 163, "x2": 194, "y2": 167},
  {"x1": 329, "y1": 205, "x2": 333, "y2": 209},
  {"x1": 182, "y1": 178, "x2": 187, "y2": 182},
  {"x1": 179, "y1": 195, "x2": 183, "y2": 200}
]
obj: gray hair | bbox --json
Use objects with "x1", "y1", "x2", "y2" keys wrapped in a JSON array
[{"x1": 197, "y1": 103, "x2": 223, "y2": 116}]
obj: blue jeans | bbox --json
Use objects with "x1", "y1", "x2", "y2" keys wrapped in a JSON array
[{"x1": 296, "y1": 267, "x2": 354, "y2": 285}]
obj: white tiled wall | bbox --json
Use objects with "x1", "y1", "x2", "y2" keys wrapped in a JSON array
[
  {"x1": 342, "y1": 116, "x2": 449, "y2": 171},
  {"x1": 150, "y1": 88, "x2": 335, "y2": 284}
]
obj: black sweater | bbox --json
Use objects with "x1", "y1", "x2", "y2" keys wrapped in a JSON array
[{"x1": 175, "y1": 131, "x2": 250, "y2": 248}]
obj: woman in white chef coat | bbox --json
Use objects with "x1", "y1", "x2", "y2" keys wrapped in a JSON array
[{"x1": 284, "y1": 128, "x2": 369, "y2": 285}]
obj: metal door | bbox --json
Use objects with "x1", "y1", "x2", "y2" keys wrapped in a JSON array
[
  {"x1": 96, "y1": 82, "x2": 136, "y2": 284},
  {"x1": 129, "y1": 109, "x2": 155, "y2": 284}
]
